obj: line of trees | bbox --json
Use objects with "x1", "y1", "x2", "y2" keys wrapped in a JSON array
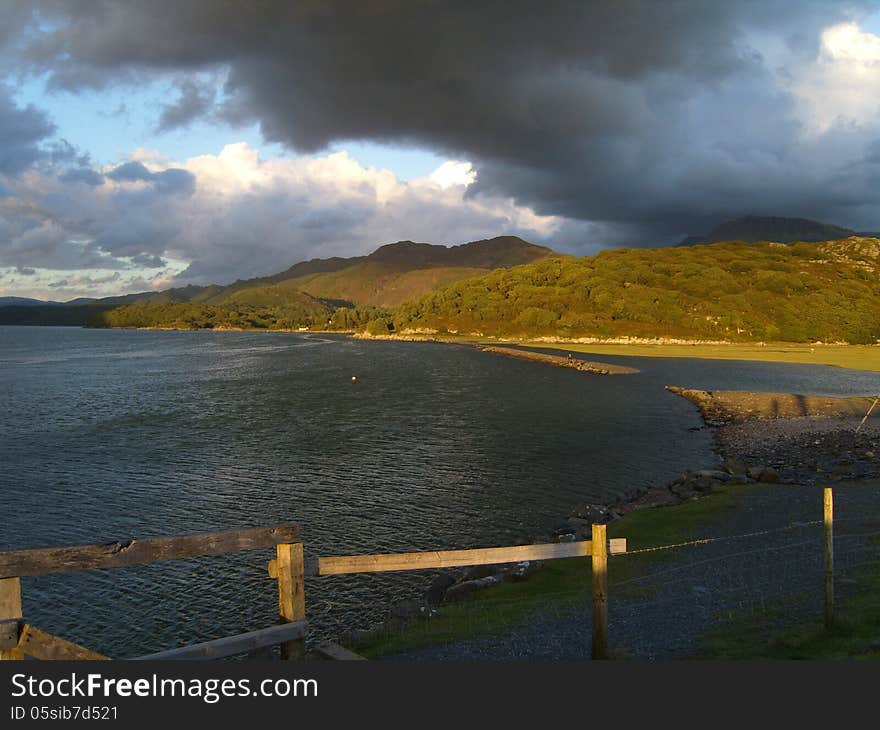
[{"x1": 88, "y1": 301, "x2": 392, "y2": 332}]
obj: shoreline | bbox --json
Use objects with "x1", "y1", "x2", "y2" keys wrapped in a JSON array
[
  {"x1": 79, "y1": 324, "x2": 878, "y2": 371},
  {"x1": 346, "y1": 382, "x2": 880, "y2": 653},
  {"x1": 355, "y1": 331, "x2": 880, "y2": 372},
  {"x1": 89, "y1": 326, "x2": 357, "y2": 334}
]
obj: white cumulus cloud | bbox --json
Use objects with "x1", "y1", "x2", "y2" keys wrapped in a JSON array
[
  {"x1": 788, "y1": 21, "x2": 880, "y2": 133},
  {"x1": 1, "y1": 143, "x2": 571, "y2": 298},
  {"x1": 429, "y1": 160, "x2": 477, "y2": 188}
]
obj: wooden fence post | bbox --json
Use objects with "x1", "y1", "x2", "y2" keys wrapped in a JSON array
[
  {"x1": 824, "y1": 487, "x2": 834, "y2": 628},
  {"x1": 275, "y1": 543, "x2": 306, "y2": 659},
  {"x1": 0, "y1": 577, "x2": 24, "y2": 660},
  {"x1": 591, "y1": 523, "x2": 608, "y2": 660}
]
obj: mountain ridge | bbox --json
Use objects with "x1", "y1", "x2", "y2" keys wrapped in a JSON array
[
  {"x1": 0, "y1": 235, "x2": 552, "y2": 326},
  {"x1": 679, "y1": 215, "x2": 878, "y2": 246}
]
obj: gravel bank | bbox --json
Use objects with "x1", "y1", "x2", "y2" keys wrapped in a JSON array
[
  {"x1": 716, "y1": 417, "x2": 880, "y2": 485},
  {"x1": 381, "y1": 409, "x2": 880, "y2": 659}
]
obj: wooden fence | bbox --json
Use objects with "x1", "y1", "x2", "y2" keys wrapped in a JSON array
[
  {"x1": 0, "y1": 522, "x2": 625, "y2": 661},
  {"x1": 306, "y1": 524, "x2": 626, "y2": 660},
  {"x1": 0, "y1": 484, "x2": 844, "y2": 661},
  {"x1": 0, "y1": 485, "x2": 843, "y2": 661},
  {"x1": 0, "y1": 524, "x2": 305, "y2": 661}
]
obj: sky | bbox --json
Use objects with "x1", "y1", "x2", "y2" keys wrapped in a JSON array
[{"x1": 2, "y1": 1, "x2": 880, "y2": 300}]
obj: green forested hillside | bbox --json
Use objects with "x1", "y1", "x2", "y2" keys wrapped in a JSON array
[
  {"x1": 388, "y1": 239, "x2": 880, "y2": 343},
  {"x1": 87, "y1": 236, "x2": 551, "y2": 329},
  {"x1": 88, "y1": 299, "x2": 388, "y2": 331},
  {"x1": 87, "y1": 236, "x2": 880, "y2": 342}
]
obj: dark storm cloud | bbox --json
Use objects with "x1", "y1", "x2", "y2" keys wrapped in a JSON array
[
  {"x1": 156, "y1": 78, "x2": 217, "y2": 132},
  {"x1": 6, "y1": 0, "x2": 880, "y2": 251},
  {"x1": 130, "y1": 253, "x2": 166, "y2": 267},
  {"x1": 0, "y1": 86, "x2": 56, "y2": 175},
  {"x1": 152, "y1": 168, "x2": 196, "y2": 196},
  {"x1": 106, "y1": 161, "x2": 153, "y2": 182},
  {"x1": 106, "y1": 161, "x2": 195, "y2": 196},
  {"x1": 59, "y1": 167, "x2": 105, "y2": 186}
]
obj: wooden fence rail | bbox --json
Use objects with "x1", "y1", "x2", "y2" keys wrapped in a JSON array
[
  {"x1": 302, "y1": 535, "x2": 626, "y2": 660},
  {"x1": 0, "y1": 524, "x2": 301, "y2": 578},
  {"x1": 0, "y1": 486, "x2": 843, "y2": 661},
  {"x1": 0, "y1": 523, "x2": 303, "y2": 662},
  {"x1": 305, "y1": 538, "x2": 627, "y2": 577},
  {"x1": 0, "y1": 522, "x2": 624, "y2": 661},
  {"x1": 133, "y1": 621, "x2": 307, "y2": 661}
]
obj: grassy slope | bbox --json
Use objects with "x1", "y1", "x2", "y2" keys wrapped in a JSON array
[
  {"x1": 199, "y1": 236, "x2": 552, "y2": 309},
  {"x1": 92, "y1": 237, "x2": 552, "y2": 328},
  {"x1": 277, "y1": 263, "x2": 491, "y2": 308}
]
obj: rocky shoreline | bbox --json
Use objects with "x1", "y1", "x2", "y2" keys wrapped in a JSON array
[
  {"x1": 663, "y1": 386, "x2": 880, "y2": 487},
  {"x1": 343, "y1": 384, "x2": 880, "y2": 651}
]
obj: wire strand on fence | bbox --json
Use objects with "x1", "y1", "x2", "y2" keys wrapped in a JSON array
[{"x1": 617, "y1": 519, "x2": 823, "y2": 556}]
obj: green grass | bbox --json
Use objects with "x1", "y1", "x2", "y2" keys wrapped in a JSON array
[
  {"x1": 356, "y1": 484, "x2": 752, "y2": 658},
  {"x1": 701, "y1": 483, "x2": 880, "y2": 659},
  {"x1": 701, "y1": 567, "x2": 880, "y2": 659},
  {"x1": 519, "y1": 341, "x2": 880, "y2": 372}
]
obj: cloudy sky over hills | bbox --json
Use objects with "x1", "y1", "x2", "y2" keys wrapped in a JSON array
[{"x1": 3, "y1": 1, "x2": 880, "y2": 300}]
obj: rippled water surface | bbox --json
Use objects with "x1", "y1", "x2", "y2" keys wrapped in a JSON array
[{"x1": 1, "y1": 327, "x2": 876, "y2": 656}]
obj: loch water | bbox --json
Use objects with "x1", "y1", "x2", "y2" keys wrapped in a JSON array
[{"x1": 1, "y1": 326, "x2": 876, "y2": 656}]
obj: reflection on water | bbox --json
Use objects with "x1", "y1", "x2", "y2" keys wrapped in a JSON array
[{"x1": 0, "y1": 327, "x2": 875, "y2": 656}]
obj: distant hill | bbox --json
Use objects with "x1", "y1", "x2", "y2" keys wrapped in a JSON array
[
  {"x1": 678, "y1": 216, "x2": 868, "y2": 246},
  {"x1": 86, "y1": 236, "x2": 554, "y2": 329},
  {"x1": 0, "y1": 291, "x2": 159, "y2": 326},
  {"x1": 388, "y1": 237, "x2": 880, "y2": 344},
  {"x1": 187, "y1": 236, "x2": 553, "y2": 309},
  {"x1": 0, "y1": 236, "x2": 552, "y2": 327},
  {"x1": 0, "y1": 302, "x2": 129, "y2": 326},
  {"x1": 0, "y1": 296, "x2": 62, "y2": 307}
]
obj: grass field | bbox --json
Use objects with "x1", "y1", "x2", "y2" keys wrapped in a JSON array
[{"x1": 518, "y1": 341, "x2": 880, "y2": 372}]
